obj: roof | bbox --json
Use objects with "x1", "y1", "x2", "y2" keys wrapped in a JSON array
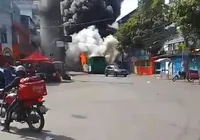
[
  {"x1": 117, "y1": 9, "x2": 137, "y2": 24},
  {"x1": 20, "y1": 51, "x2": 51, "y2": 62},
  {"x1": 164, "y1": 35, "x2": 184, "y2": 45}
]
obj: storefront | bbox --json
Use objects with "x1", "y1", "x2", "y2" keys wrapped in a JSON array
[
  {"x1": 0, "y1": 7, "x2": 14, "y2": 66},
  {"x1": 133, "y1": 49, "x2": 156, "y2": 75},
  {"x1": 135, "y1": 58, "x2": 156, "y2": 75}
]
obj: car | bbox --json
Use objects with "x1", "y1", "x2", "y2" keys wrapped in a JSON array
[{"x1": 105, "y1": 65, "x2": 128, "y2": 77}]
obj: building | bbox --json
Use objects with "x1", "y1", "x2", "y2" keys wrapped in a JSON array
[
  {"x1": 13, "y1": 0, "x2": 33, "y2": 18},
  {"x1": 13, "y1": 0, "x2": 41, "y2": 57},
  {"x1": 0, "y1": 0, "x2": 38, "y2": 65},
  {"x1": 117, "y1": 9, "x2": 137, "y2": 24},
  {"x1": 0, "y1": 0, "x2": 14, "y2": 65},
  {"x1": 165, "y1": 0, "x2": 175, "y2": 4},
  {"x1": 12, "y1": 16, "x2": 32, "y2": 59},
  {"x1": 20, "y1": 14, "x2": 40, "y2": 51}
]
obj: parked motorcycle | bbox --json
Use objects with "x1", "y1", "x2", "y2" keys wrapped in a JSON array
[
  {"x1": 172, "y1": 71, "x2": 195, "y2": 82},
  {"x1": 0, "y1": 77, "x2": 48, "y2": 132},
  {"x1": 172, "y1": 71, "x2": 186, "y2": 82}
]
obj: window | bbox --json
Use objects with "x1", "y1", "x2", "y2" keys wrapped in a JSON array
[
  {"x1": 107, "y1": 66, "x2": 113, "y2": 69},
  {"x1": 135, "y1": 61, "x2": 140, "y2": 66},
  {"x1": 93, "y1": 57, "x2": 106, "y2": 63},
  {"x1": 1, "y1": 32, "x2": 7, "y2": 43},
  {"x1": 141, "y1": 60, "x2": 150, "y2": 67}
]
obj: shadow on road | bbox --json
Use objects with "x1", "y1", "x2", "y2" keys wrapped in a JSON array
[
  {"x1": 71, "y1": 114, "x2": 87, "y2": 119},
  {"x1": 68, "y1": 73, "x2": 86, "y2": 76},
  {"x1": 46, "y1": 80, "x2": 74, "y2": 86},
  {"x1": 10, "y1": 128, "x2": 76, "y2": 140},
  {"x1": 75, "y1": 80, "x2": 133, "y2": 85}
]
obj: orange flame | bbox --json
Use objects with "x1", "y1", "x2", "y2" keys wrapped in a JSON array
[{"x1": 80, "y1": 53, "x2": 87, "y2": 66}]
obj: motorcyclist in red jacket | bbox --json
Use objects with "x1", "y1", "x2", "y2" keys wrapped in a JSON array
[{"x1": 0, "y1": 65, "x2": 26, "y2": 132}]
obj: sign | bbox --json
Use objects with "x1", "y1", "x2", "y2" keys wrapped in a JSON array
[
  {"x1": 63, "y1": 35, "x2": 72, "y2": 42},
  {"x1": 56, "y1": 41, "x2": 64, "y2": 48},
  {"x1": 2, "y1": 47, "x2": 12, "y2": 56}
]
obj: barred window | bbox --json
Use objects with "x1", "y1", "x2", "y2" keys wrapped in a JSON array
[{"x1": 0, "y1": 32, "x2": 7, "y2": 43}]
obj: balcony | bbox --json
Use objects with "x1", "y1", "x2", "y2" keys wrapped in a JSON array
[{"x1": 20, "y1": 15, "x2": 41, "y2": 48}]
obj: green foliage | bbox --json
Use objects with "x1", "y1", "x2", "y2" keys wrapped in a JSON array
[
  {"x1": 115, "y1": 0, "x2": 170, "y2": 52},
  {"x1": 171, "y1": 0, "x2": 200, "y2": 37},
  {"x1": 178, "y1": 43, "x2": 185, "y2": 51}
]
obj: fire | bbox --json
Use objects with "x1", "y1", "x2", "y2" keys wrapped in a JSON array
[{"x1": 80, "y1": 53, "x2": 87, "y2": 66}]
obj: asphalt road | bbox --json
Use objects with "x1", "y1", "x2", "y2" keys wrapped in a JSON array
[{"x1": 1, "y1": 74, "x2": 200, "y2": 140}]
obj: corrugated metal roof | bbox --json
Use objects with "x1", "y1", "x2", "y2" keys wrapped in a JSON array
[{"x1": 165, "y1": 35, "x2": 184, "y2": 45}]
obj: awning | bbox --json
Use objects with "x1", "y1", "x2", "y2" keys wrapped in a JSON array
[
  {"x1": 155, "y1": 58, "x2": 171, "y2": 62},
  {"x1": 20, "y1": 51, "x2": 52, "y2": 62},
  {"x1": 164, "y1": 35, "x2": 184, "y2": 45}
]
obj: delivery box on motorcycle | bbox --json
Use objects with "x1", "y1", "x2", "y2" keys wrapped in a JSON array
[{"x1": 18, "y1": 76, "x2": 47, "y2": 100}]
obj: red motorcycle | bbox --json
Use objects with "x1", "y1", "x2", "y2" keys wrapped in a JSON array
[{"x1": 0, "y1": 76, "x2": 48, "y2": 132}]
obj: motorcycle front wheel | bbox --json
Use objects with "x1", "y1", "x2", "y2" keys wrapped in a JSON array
[
  {"x1": 172, "y1": 75, "x2": 178, "y2": 82},
  {"x1": 27, "y1": 108, "x2": 45, "y2": 132}
]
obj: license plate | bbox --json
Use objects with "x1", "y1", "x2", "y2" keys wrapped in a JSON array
[{"x1": 39, "y1": 105, "x2": 48, "y2": 114}]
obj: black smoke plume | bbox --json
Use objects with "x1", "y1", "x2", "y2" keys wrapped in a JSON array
[{"x1": 60, "y1": 0, "x2": 124, "y2": 36}]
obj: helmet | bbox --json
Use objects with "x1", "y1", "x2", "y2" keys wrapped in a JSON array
[
  {"x1": 15, "y1": 65, "x2": 26, "y2": 72},
  {"x1": 15, "y1": 61, "x2": 21, "y2": 66}
]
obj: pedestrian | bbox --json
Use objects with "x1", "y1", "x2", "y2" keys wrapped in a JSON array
[{"x1": 15, "y1": 61, "x2": 21, "y2": 66}]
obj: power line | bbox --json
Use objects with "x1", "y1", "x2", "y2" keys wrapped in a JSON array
[
  {"x1": 39, "y1": 17, "x2": 114, "y2": 29},
  {"x1": 38, "y1": 16, "x2": 174, "y2": 47}
]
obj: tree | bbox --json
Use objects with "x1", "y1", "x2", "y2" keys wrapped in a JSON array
[
  {"x1": 115, "y1": 0, "x2": 170, "y2": 52},
  {"x1": 171, "y1": 0, "x2": 200, "y2": 48}
]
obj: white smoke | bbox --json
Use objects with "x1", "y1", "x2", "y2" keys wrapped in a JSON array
[{"x1": 65, "y1": 25, "x2": 119, "y2": 69}]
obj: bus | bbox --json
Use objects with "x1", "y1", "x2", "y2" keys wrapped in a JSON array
[{"x1": 88, "y1": 56, "x2": 107, "y2": 74}]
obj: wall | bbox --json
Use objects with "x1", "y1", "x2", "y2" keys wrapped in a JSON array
[
  {"x1": 12, "y1": 2, "x2": 21, "y2": 24},
  {"x1": 13, "y1": 0, "x2": 33, "y2": 18},
  {"x1": 135, "y1": 58, "x2": 156, "y2": 75},
  {"x1": 0, "y1": 0, "x2": 12, "y2": 12},
  {"x1": 12, "y1": 23, "x2": 32, "y2": 59},
  {"x1": 0, "y1": 11, "x2": 13, "y2": 56},
  {"x1": 171, "y1": 56, "x2": 188, "y2": 75},
  {"x1": 20, "y1": 15, "x2": 37, "y2": 34},
  {"x1": 189, "y1": 56, "x2": 200, "y2": 71}
]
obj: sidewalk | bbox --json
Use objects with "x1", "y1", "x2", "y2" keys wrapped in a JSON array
[{"x1": 134, "y1": 73, "x2": 200, "y2": 86}]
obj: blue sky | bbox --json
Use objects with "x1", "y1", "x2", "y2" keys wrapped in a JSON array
[{"x1": 117, "y1": 0, "x2": 138, "y2": 20}]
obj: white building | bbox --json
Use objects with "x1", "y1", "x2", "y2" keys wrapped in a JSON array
[
  {"x1": 0, "y1": 0, "x2": 13, "y2": 56},
  {"x1": 165, "y1": 0, "x2": 175, "y2": 4},
  {"x1": 13, "y1": 0, "x2": 33, "y2": 18},
  {"x1": 13, "y1": 0, "x2": 41, "y2": 53}
]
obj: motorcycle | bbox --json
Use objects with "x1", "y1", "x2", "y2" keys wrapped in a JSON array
[
  {"x1": 172, "y1": 71, "x2": 195, "y2": 82},
  {"x1": 0, "y1": 77, "x2": 48, "y2": 132},
  {"x1": 172, "y1": 71, "x2": 186, "y2": 82}
]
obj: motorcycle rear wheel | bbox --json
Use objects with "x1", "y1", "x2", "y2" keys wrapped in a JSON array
[
  {"x1": 27, "y1": 108, "x2": 45, "y2": 132},
  {"x1": 187, "y1": 78, "x2": 194, "y2": 82}
]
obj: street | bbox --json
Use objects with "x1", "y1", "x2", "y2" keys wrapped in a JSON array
[{"x1": 1, "y1": 74, "x2": 200, "y2": 140}]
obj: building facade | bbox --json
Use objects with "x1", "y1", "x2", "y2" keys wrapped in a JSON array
[
  {"x1": 13, "y1": 0, "x2": 41, "y2": 58},
  {"x1": 0, "y1": 0, "x2": 13, "y2": 58},
  {"x1": 13, "y1": 0, "x2": 33, "y2": 18},
  {"x1": 0, "y1": 0, "x2": 38, "y2": 64}
]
